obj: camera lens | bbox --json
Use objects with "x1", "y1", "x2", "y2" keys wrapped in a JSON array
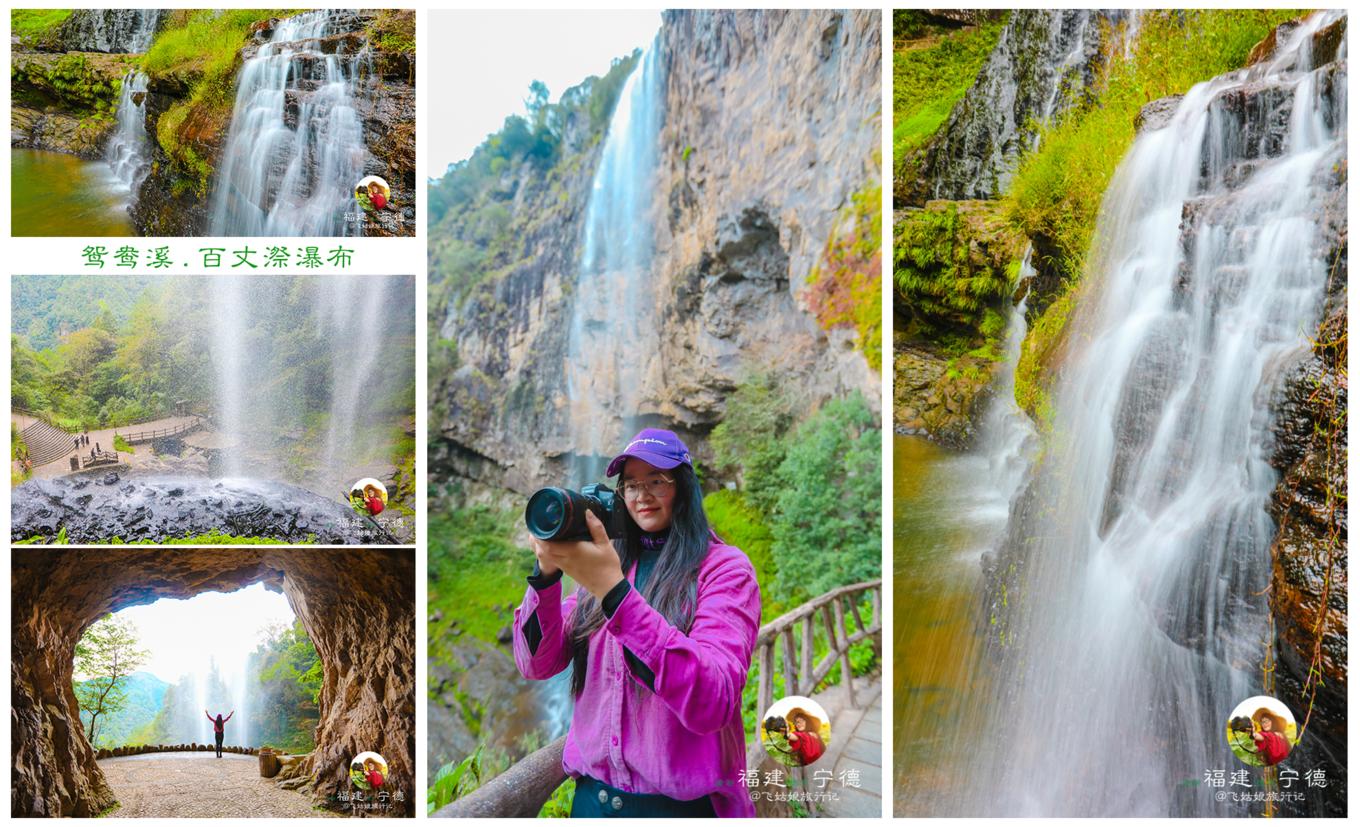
[{"x1": 525, "y1": 488, "x2": 573, "y2": 540}]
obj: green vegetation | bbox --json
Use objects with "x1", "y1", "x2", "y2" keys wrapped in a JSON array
[
  {"x1": 1002, "y1": 10, "x2": 1300, "y2": 418},
  {"x1": 892, "y1": 15, "x2": 1006, "y2": 192},
  {"x1": 10, "y1": 9, "x2": 74, "y2": 47},
  {"x1": 11, "y1": 276, "x2": 415, "y2": 487},
  {"x1": 139, "y1": 9, "x2": 299, "y2": 193},
  {"x1": 770, "y1": 393, "x2": 881, "y2": 601},
  {"x1": 11, "y1": 52, "x2": 130, "y2": 117},
  {"x1": 365, "y1": 8, "x2": 415, "y2": 55},
  {"x1": 428, "y1": 502, "x2": 529, "y2": 649},
  {"x1": 113, "y1": 434, "x2": 133, "y2": 454},
  {"x1": 249, "y1": 620, "x2": 322, "y2": 752},
  {"x1": 703, "y1": 489, "x2": 778, "y2": 618},
  {"x1": 20, "y1": 530, "x2": 313, "y2": 545},
  {"x1": 428, "y1": 54, "x2": 639, "y2": 317},
  {"x1": 74, "y1": 616, "x2": 149, "y2": 747},
  {"x1": 894, "y1": 201, "x2": 1024, "y2": 355},
  {"x1": 806, "y1": 180, "x2": 883, "y2": 370}
]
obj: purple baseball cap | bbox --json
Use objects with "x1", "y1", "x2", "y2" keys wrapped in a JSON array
[{"x1": 606, "y1": 428, "x2": 693, "y2": 477}]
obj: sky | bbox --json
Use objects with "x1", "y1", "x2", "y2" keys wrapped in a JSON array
[
  {"x1": 427, "y1": 10, "x2": 661, "y2": 177},
  {"x1": 84, "y1": 584, "x2": 296, "y2": 684}
]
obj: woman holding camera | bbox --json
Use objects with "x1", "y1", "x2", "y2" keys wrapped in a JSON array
[{"x1": 513, "y1": 428, "x2": 762, "y2": 818}]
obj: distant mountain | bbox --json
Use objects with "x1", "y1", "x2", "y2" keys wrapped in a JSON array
[{"x1": 77, "y1": 670, "x2": 169, "y2": 748}]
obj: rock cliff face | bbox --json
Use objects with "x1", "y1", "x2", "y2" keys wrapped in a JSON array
[
  {"x1": 432, "y1": 9, "x2": 880, "y2": 494},
  {"x1": 1266, "y1": 94, "x2": 1347, "y2": 813},
  {"x1": 59, "y1": 9, "x2": 164, "y2": 54},
  {"x1": 909, "y1": 10, "x2": 1124, "y2": 204},
  {"x1": 10, "y1": 52, "x2": 133, "y2": 157},
  {"x1": 11, "y1": 549, "x2": 414, "y2": 817}
]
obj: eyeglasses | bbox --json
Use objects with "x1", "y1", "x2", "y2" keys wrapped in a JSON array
[{"x1": 618, "y1": 475, "x2": 675, "y2": 501}]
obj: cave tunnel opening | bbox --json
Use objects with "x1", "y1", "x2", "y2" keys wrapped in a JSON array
[{"x1": 12, "y1": 548, "x2": 414, "y2": 817}]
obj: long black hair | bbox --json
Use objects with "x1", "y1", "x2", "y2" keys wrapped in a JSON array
[{"x1": 568, "y1": 462, "x2": 710, "y2": 697}]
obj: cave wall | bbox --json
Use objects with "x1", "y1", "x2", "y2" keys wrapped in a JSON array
[{"x1": 11, "y1": 548, "x2": 414, "y2": 817}]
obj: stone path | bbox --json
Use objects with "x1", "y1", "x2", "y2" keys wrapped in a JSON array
[
  {"x1": 98, "y1": 753, "x2": 337, "y2": 818},
  {"x1": 815, "y1": 673, "x2": 883, "y2": 818}
]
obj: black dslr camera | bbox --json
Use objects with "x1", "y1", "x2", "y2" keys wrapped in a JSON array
[
  {"x1": 524, "y1": 483, "x2": 621, "y2": 542},
  {"x1": 1229, "y1": 715, "x2": 1255, "y2": 735}
]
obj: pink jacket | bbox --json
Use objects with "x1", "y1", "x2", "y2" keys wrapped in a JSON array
[{"x1": 513, "y1": 539, "x2": 761, "y2": 817}]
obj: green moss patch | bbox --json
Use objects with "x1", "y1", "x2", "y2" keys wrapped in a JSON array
[{"x1": 806, "y1": 180, "x2": 883, "y2": 370}]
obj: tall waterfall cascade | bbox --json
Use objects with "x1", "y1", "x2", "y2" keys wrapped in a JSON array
[
  {"x1": 963, "y1": 10, "x2": 1346, "y2": 816},
  {"x1": 563, "y1": 37, "x2": 666, "y2": 481},
  {"x1": 209, "y1": 10, "x2": 374, "y2": 236}
]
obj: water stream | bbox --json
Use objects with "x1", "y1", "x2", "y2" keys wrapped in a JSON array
[
  {"x1": 936, "y1": 11, "x2": 1345, "y2": 816},
  {"x1": 894, "y1": 280, "x2": 1036, "y2": 812},
  {"x1": 209, "y1": 10, "x2": 372, "y2": 236},
  {"x1": 106, "y1": 71, "x2": 151, "y2": 213},
  {"x1": 563, "y1": 36, "x2": 665, "y2": 484}
]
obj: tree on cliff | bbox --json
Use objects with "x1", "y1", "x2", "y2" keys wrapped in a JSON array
[{"x1": 73, "y1": 615, "x2": 148, "y2": 745}]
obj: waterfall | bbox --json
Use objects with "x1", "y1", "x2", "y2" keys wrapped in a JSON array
[
  {"x1": 105, "y1": 71, "x2": 151, "y2": 197},
  {"x1": 563, "y1": 36, "x2": 665, "y2": 482},
  {"x1": 316, "y1": 275, "x2": 389, "y2": 487},
  {"x1": 233, "y1": 654, "x2": 249, "y2": 748},
  {"x1": 206, "y1": 274, "x2": 405, "y2": 491},
  {"x1": 962, "y1": 11, "x2": 1345, "y2": 816},
  {"x1": 927, "y1": 11, "x2": 1120, "y2": 199},
  {"x1": 210, "y1": 276, "x2": 249, "y2": 477},
  {"x1": 977, "y1": 251, "x2": 1038, "y2": 511},
  {"x1": 62, "y1": 9, "x2": 161, "y2": 53},
  {"x1": 209, "y1": 10, "x2": 372, "y2": 236}
]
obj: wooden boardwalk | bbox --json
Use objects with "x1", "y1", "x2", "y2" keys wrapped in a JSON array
[{"x1": 814, "y1": 673, "x2": 883, "y2": 818}]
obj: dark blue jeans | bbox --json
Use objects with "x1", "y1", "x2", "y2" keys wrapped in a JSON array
[{"x1": 571, "y1": 775, "x2": 716, "y2": 818}]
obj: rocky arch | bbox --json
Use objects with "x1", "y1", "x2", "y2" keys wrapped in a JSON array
[{"x1": 11, "y1": 548, "x2": 414, "y2": 817}]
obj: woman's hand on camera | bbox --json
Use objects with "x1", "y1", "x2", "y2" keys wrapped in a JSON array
[
  {"x1": 530, "y1": 536, "x2": 561, "y2": 577},
  {"x1": 533, "y1": 512, "x2": 624, "y2": 600}
]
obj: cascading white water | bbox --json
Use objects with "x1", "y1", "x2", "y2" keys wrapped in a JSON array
[
  {"x1": 210, "y1": 276, "x2": 249, "y2": 477},
  {"x1": 233, "y1": 654, "x2": 250, "y2": 748},
  {"x1": 209, "y1": 275, "x2": 404, "y2": 491},
  {"x1": 209, "y1": 10, "x2": 372, "y2": 236},
  {"x1": 105, "y1": 71, "x2": 151, "y2": 197},
  {"x1": 317, "y1": 275, "x2": 389, "y2": 487},
  {"x1": 978, "y1": 252, "x2": 1038, "y2": 509},
  {"x1": 963, "y1": 11, "x2": 1346, "y2": 816},
  {"x1": 563, "y1": 37, "x2": 665, "y2": 482}
]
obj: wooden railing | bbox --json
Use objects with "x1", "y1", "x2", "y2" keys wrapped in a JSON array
[
  {"x1": 431, "y1": 580, "x2": 883, "y2": 819},
  {"x1": 746, "y1": 579, "x2": 882, "y2": 772},
  {"x1": 118, "y1": 417, "x2": 201, "y2": 445},
  {"x1": 79, "y1": 450, "x2": 119, "y2": 469}
]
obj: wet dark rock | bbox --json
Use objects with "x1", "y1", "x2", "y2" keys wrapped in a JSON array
[
  {"x1": 58, "y1": 10, "x2": 163, "y2": 54},
  {"x1": 1134, "y1": 95, "x2": 1183, "y2": 134},
  {"x1": 912, "y1": 10, "x2": 1126, "y2": 204},
  {"x1": 1310, "y1": 17, "x2": 1347, "y2": 69},
  {"x1": 11, "y1": 476, "x2": 393, "y2": 544}
]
